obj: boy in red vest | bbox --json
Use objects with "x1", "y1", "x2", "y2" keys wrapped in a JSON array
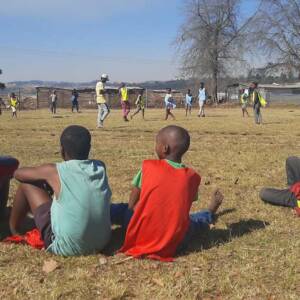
[
  {"x1": 260, "y1": 156, "x2": 300, "y2": 216},
  {"x1": 110, "y1": 125, "x2": 223, "y2": 261}
]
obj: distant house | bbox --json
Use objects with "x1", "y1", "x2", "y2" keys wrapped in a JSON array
[{"x1": 226, "y1": 82, "x2": 300, "y2": 104}]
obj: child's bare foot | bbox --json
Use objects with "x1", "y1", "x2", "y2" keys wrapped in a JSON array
[{"x1": 208, "y1": 189, "x2": 223, "y2": 214}]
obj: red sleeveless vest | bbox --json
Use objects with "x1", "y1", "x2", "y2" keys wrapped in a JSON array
[{"x1": 120, "y1": 160, "x2": 201, "y2": 261}]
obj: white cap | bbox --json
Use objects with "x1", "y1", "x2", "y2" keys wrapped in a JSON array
[{"x1": 101, "y1": 74, "x2": 109, "y2": 80}]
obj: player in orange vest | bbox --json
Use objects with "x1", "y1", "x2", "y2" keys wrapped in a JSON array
[{"x1": 110, "y1": 125, "x2": 223, "y2": 261}]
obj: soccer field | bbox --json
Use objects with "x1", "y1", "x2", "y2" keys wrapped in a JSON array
[{"x1": 0, "y1": 107, "x2": 299, "y2": 299}]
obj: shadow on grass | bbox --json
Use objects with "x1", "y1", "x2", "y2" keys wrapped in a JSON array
[
  {"x1": 205, "y1": 115, "x2": 229, "y2": 118},
  {"x1": 183, "y1": 218, "x2": 270, "y2": 255},
  {"x1": 262, "y1": 122, "x2": 283, "y2": 125},
  {"x1": 1, "y1": 209, "x2": 269, "y2": 259},
  {"x1": 214, "y1": 208, "x2": 236, "y2": 220}
]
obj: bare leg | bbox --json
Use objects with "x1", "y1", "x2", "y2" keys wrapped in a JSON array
[
  {"x1": 142, "y1": 109, "x2": 145, "y2": 119},
  {"x1": 165, "y1": 109, "x2": 169, "y2": 120},
  {"x1": 131, "y1": 108, "x2": 141, "y2": 119},
  {"x1": 9, "y1": 183, "x2": 51, "y2": 235},
  {"x1": 187, "y1": 189, "x2": 224, "y2": 237},
  {"x1": 169, "y1": 111, "x2": 175, "y2": 120},
  {"x1": 201, "y1": 106, "x2": 205, "y2": 117}
]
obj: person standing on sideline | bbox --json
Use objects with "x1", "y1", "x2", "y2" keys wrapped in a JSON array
[
  {"x1": 119, "y1": 83, "x2": 130, "y2": 122},
  {"x1": 96, "y1": 74, "x2": 110, "y2": 128},
  {"x1": 164, "y1": 88, "x2": 176, "y2": 120},
  {"x1": 185, "y1": 89, "x2": 193, "y2": 117},
  {"x1": 240, "y1": 88, "x2": 250, "y2": 117},
  {"x1": 131, "y1": 90, "x2": 145, "y2": 120},
  {"x1": 249, "y1": 82, "x2": 262, "y2": 124},
  {"x1": 9, "y1": 93, "x2": 19, "y2": 118},
  {"x1": 49, "y1": 90, "x2": 58, "y2": 115},
  {"x1": 71, "y1": 89, "x2": 79, "y2": 113},
  {"x1": 0, "y1": 97, "x2": 5, "y2": 115},
  {"x1": 198, "y1": 82, "x2": 207, "y2": 117}
]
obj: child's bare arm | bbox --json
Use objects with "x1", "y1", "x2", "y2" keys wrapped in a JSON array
[
  {"x1": 14, "y1": 164, "x2": 60, "y2": 197},
  {"x1": 128, "y1": 187, "x2": 141, "y2": 210}
]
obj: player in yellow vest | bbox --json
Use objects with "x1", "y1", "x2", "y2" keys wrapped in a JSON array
[
  {"x1": 119, "y1": 83, "x2": 130, "y2": 122},
  {"x1": 249, "y1": 82, "x2": 262, "y2": 124},
  {"x1": 9, "y1": 93, "x2": 19, "y2": 118},
  {"x1": 240, "y1": 88, "x2": 249, "y2": 117}
]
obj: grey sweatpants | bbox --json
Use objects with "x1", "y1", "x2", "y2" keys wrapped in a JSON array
[
  {"x1": 260, "y1": 156, "x2": 300, "y2": 207},
  {"x1": 253, "y1": 103, "x2": 262, "y2": 124},
  {"x1": 97, "y1": 103, "x2": 110, "y2": 125}
]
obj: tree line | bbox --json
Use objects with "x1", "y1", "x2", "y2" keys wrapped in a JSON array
[{"x1": 177, "y1": 0, "x2": 300, "y2": 101}]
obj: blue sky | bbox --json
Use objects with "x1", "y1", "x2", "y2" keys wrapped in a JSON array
[{"x1": 0, "y1": 0, "x2": 259, "y2": 82}]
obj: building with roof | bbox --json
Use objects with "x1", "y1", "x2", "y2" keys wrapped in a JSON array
[{"x1": 226, "y1": 82, "x2": 300, "y2": 104}]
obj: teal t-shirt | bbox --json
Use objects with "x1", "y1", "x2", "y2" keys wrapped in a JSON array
[
  {"x1": 132, "y1": 159, "x2": 198, "y2": 201},
  {"x1": 49, "y1": 160, "x2": 112, "y2": 256}
]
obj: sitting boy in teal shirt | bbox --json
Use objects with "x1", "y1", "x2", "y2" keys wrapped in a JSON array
[{"x1": 9, "y1": 125, "x2": 112, "y2": 256}]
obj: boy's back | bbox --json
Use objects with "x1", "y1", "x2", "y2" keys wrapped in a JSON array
[
  {"x1": 50, "y1": 159, "x2": 111, "y2": 256},
  {"x1": 120, "y1": 159, "x2": 200, "y2": 261}
]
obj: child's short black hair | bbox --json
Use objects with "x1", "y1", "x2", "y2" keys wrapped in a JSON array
[
  {"x1": 159, "y1": 125, "x2": 190, "y2": 158},
  {"x1": 60, "y1": 125, "x2": 91, "y2": 160}
]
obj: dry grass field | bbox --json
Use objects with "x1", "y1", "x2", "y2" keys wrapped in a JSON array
[{"x1": 0, "y1": 107, "x2": 299, "y2": 299}]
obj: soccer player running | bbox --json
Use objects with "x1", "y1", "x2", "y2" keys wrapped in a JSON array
[
  {"x1": 198, "y1": 82, "x2": 207, "y2": 117},
  {"x1": 185, "y1": 89, "x2": 193, "y2": 117},
  {"x1": 240, "y1": 88, "x2": 250, "y2": 117},
  {"x1": 131, "y1": 90, "x2": 145, "y2": 120},
  {"x1": 96, "y1": 74, "x2": 110, "y2": 128},
  {"x1": 249, "y1": 82, "x2": 262, "y2": 125},
  {"x1": 119, "y1": 83, "x2": 130, "y2": 122},
  {"x1": 164, "y1": 88, "x2": 176, "y2": 120},
  {"x1": 10, "y1": 93, "x2": 19, "y2": 118}
]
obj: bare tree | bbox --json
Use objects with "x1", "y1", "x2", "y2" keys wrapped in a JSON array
[
  {"x1": 176, "y1": 0, "x2": 260, "y2": 101},
  {"x1": 253, "y1": 0, "x2": 300, "y2": 77}
]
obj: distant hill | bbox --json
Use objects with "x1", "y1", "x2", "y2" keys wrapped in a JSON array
[{"x1": 2, "y1": 79, "x2": 191, "y2": 96}]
